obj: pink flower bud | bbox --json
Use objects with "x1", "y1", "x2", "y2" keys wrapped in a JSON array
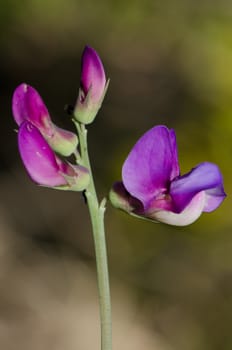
[
  {"x1": 18, "y1": 121, "x2": 89, "y2": 191},
  {"x1": 13, "y1": 84, "x2": 78, "y2": 156},
  {"x1": 74, "y1": 46, "x2": 109, "y2": 124},
  {"x1": 81, "y1": 46, "x2": 106, "y2": 103}
]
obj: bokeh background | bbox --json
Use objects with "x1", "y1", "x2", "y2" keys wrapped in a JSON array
[{"x1": 0, "y1": 0, "x2": 231, "y2": 349}]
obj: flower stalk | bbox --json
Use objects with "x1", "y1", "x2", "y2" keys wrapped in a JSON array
[{"x1": 74, "y1": 121, "x2": 112, "y2": 350}]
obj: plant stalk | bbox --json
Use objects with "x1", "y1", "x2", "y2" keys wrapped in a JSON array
[{"x1": 75, "y1": 121, "x2": 112, "y2": 350}]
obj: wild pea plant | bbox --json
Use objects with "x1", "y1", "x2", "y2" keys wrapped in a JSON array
[{"x1": 12, "y1": 46, "x2": 226, "y2": 350}]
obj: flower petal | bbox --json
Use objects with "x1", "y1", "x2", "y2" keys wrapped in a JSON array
[
  {"x1": 12, "y1": 83, "x2": 51, "y2": 133},
  {"x1": 18, "y1": 121, "x2": 67, "y2": 187},
  {"x1": 202, "y1": 186, "x2": 226, "y2": 212},
  {"x1": 150, "y1": 191, "x2": 206, "y2": 226},
  {"x1": 122, "y1": 125, "x2": 180, "y2": 208},
  {"x1": 13, "y1": 83, "x2": 79, "y2": 156},
  {"x1": 169, "y1": 128, "x2": 180, "y2": 180},
  {"x1": 170, "y1": 162, "x2": 226, "y2": 212},
  {"x1": 81, "y1": 46, "x2": 106, "y2": 102}
]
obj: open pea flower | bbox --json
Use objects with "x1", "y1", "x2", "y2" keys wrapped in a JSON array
[
  {"x1": 13, "y1": 83, "x2": 78, "y2": 156},
  {"x1": 18, "y1": 121, "x2": 89, "y2": 191},
  {"x1": 110, "y1": 125, "x2": 226, "y2": 226}
]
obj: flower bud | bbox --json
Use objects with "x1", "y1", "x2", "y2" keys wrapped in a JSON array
[
  {"x1": 74, "y1": 46, "x2": 109, "y2": 124},
  {"x1": 18, "y1": 121, "x2": 89, "y2": 191},
  {"x1": 13, "y1": 83, "x2": 78, "y2": 156}
]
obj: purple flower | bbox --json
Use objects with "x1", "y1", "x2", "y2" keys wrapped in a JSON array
[
  {"x1": 110, "y1": 125, "x2": 226, "y2": 226},
  {"x1": 12, "y1": 83, "x2": 78, "y2": 156},
  {"x1": 74, "y1": 46, "x2": 108, "y2": 124},
  {"x1": 18, "y1": 121, "x2": 89, "y2": 191}
]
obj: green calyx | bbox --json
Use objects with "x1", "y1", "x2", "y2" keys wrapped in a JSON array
[{"x1": 74, "y1": 79, "x2": 110, "y2": 125}]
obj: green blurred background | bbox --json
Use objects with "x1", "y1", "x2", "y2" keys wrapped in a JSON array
[{"x1": 0, "y1": 0, "x2": 232, "y2": 349}]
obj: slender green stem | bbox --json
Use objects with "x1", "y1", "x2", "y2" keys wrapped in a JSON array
[{"x1": 74, "y1": 121, "x2": 112, "y2": 350}]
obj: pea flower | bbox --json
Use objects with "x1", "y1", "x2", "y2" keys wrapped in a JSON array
[
  {"x1": 18, "y1": 121, "x2": 89, "y2": 191},
  {"x1": 110, "y1": 125, "x2": 226, "y2": 226},
  {"x1": 12, "y1": 83, "x2": 78, "y2": 156},
  {"x1": 74, "y1": 45, "x2": 109, "y2": 124}
]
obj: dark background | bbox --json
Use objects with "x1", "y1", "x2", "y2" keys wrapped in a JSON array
[{"x1": 0, "y1": 0, "x2": 231, "y2": 349}]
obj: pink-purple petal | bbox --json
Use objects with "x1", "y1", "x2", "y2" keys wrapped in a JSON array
[
  {"x1": 122, "y1": 125, "x2": 180, "y2": 208},
  {"x1": 169, "y1": 128, "x2": 180, "y2": 180},
  {"x1": 81, "y1": 46, "x2": 106, "y2": 102},
  {"x1": 151, "y1": 191, "x2": 206, "y2": 226},
  {"x1": 12, "y1": 83, "x2": 51, "y2": 133},
  {"x1": 203, "y1": 186, "x2": 226, "y2": 212},
  {"x1": 18, "y1": 121, "x2": 67, "y2": 187},
  {"x1": 170, "y1": 162, "x2": 226, "y2": 213}
]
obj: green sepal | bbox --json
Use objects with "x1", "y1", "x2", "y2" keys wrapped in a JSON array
[{"x1": 74, "y1": 79, "x2": 110, "y2": 125}]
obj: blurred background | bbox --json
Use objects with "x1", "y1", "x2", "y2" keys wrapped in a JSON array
[{"x1": 0, "y1": 0, "x2": 231, "y2": 349}]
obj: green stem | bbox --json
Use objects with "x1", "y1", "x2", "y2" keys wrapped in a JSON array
[{"x1": 74, "y1": 121, "x2": 112, "y2": 350}]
